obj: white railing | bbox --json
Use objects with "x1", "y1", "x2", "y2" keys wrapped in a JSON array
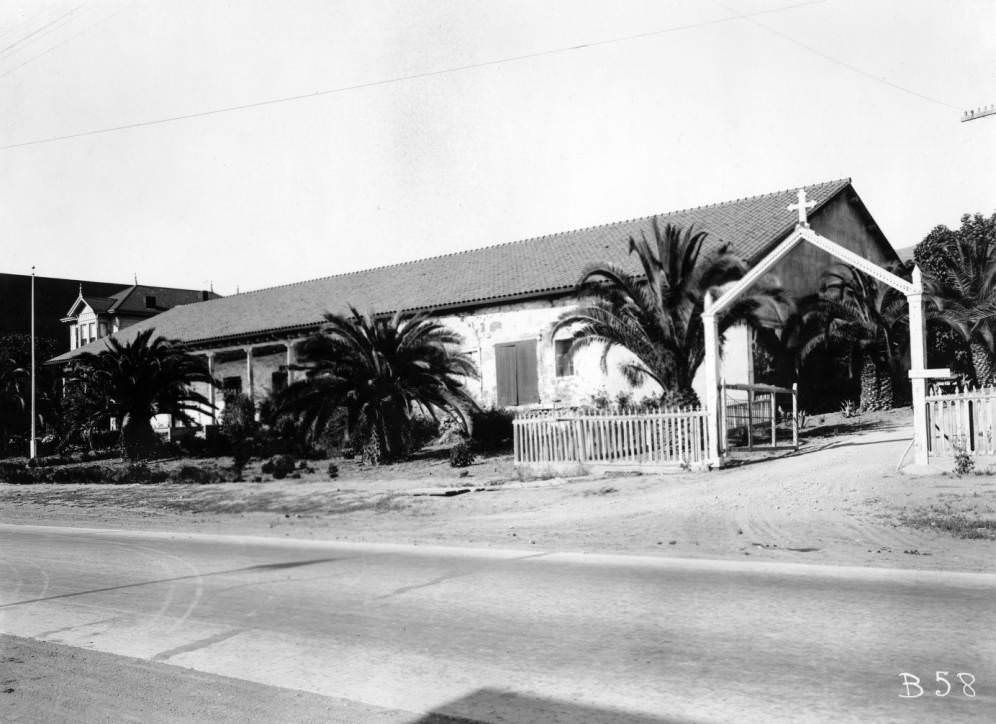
[
  {"x1": 926, "y1": 385, "x2": 996, "y2": 457},
  {"x1": 513, "y1": 407, "x2": 710, "y2": 471}
]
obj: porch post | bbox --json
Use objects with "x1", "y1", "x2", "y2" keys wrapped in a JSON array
[
  {"x1": 702, "y1": 294, "x2": 722, "y2": 467},
  {"x1": 206, "y1": 352, "x2": 216, "y2": 424},
  {"x1": 908, "y1": 266, "x2": 929, "y2": 465},
  {"x1": 245, "y1": 346, "x2": 255, "y2": 406},
  {"x1": 285, "y1": 341, "x2": 297, "y2": 386}
]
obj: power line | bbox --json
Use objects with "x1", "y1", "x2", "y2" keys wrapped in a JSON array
[
  {"x1": 0, "y1": 5, "x2": 126, "y2": 80},
  {"x1": 715, "y1": 0, "x2": 960, "y2": 111},
  {"x1": 1, "y1": 0, "x2": 826, "y2": 152},
  {"x1": 0, "y1": 3, "x2": 85, "y2": 58}
]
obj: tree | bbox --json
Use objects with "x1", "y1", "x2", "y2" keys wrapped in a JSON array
[
  {"x1": 917, "y1": 213, "x2": 996, "y2": 385},
  {"x1": 802, "y1": 265, "x2": 908, "y2": 411},
  {"x1": 554, "y1": 219, "x2": 785, "y2": 408},
  {"x1": 0, "y1": 334, "x2": 60, "y2": 457},
  {"x1": 66, "y1": 328, "x2": 215, "y2": 459},
  {"x1": 278, "y1": 307, "x2": 479, "y2": 464}
]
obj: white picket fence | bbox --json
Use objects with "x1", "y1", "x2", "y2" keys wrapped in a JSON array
[
  {"x1": 513, "y1": 407, "x2": 711, "y2": 472},
  {"x1": 926, "y1": 386, "x2": 996, "y2": 457}
]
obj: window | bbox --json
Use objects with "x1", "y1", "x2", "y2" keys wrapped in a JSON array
[
  {"x1": 554, "y1": 339, "x2": 575, "y2": 377},
  {"x1": 97, "y1": 321, "x2": 108, "y2": 338},
  {"x1": 222, "y1": 376, "x2": 243, "y2": 394},
  {"x1": 88, "y1": 323, "x2": 95, "y2": 342},
  {"x1": 495, "y1": 339, "x2": 539, "y2": 406},
  {"x1": 145, "y1": 295, "x2": 157, "y2": 308}
]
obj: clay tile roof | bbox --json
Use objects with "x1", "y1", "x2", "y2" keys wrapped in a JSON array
[{"x1": 50, "y1": 179, "x2": 853, "y2": 363}]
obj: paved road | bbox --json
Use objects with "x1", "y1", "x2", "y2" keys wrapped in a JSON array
[{"x1": 1, "y1": 524, "x2": 993, "y2": 723}]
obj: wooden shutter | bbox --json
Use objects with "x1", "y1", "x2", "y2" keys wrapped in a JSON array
[
  {"x1": 515, "y1": 340, "x2": 539, "y2": 404},
  {"x1": 496, "y1": 344, "x2": 517, "y2": 407}
]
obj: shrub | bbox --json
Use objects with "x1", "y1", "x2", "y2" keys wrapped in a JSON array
[
  {"x1": 470, "y1": 407, "x2": 514, "y2": 451},
  {"x1": 327, "y1": 462, "x2": 339, "y2": 479},
  {"x1": 839, "y1": 400, "x2": 860, "y2": 418},
  {"x1": 954, "y1": 448, "x2": 975, "y2": 476},
  {"x1": 220, "y1": 393, "x2": 256, "y2": 449},
  {"x1": 170, "y1": 464, "x2": 221, "y2": 485},
  {"x1": 268, "y1": 454, "x2": 296, "y2": 480},
  {"x1": 449, "y1": 441, "x2": 475, "y2": 468}
]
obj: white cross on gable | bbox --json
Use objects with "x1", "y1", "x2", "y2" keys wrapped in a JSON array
[{"x1": 787, "y1": 188, "x2": 816, "y2": 226}]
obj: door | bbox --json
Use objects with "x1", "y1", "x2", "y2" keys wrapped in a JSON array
[{"x1": 495, "y1": 339, "x2": 538, "y2": 406}]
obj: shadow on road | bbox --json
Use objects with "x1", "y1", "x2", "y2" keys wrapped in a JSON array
[
  {"x1": 0, "y1": 557, "x2": 345, "y2": 609},
  {"x1": 412, "y1": 687, "x2": 698, "y2": 723}
]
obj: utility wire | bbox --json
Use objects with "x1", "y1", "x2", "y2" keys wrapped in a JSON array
[
  {"x1": 0, "y1": 3, "x2": 85, "y2": 58},
  {"x1": 715, "y1": 0, "x2": 960, "y2": 110},
  {"x1": 1, "y1": 0, "x2": 826, "y2": 152},
  {"x1": 0, "y1": 5, "x2": 126, "y2": 79}
]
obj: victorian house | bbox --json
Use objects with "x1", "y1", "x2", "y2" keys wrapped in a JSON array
[{"x1": 62, "y1": 284, "x2": 220, "y2": 351}]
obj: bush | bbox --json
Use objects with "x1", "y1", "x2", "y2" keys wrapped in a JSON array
[
  {"x1": 327, "y1": 462, "x2": 339, "y2": 479},
  {"x1": 954, "y1": 448, "x2": 975, "y2": 476},
  {"x1": 268, "y1": 454, "x2": 296, "y2": 480},
  {"x1": 449, "y1": 441, "x2": 475, "y2": 468},
  {"x1": 170, "y1": 464, "x2": 222, "y2": 485},
  {"x1": 470, "y1": 407, "x2": 514, "y2": 451}
]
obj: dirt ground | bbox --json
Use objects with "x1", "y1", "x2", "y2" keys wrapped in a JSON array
[{"x1": 2, "y1": 407, "x2": 995, "y2": 573}]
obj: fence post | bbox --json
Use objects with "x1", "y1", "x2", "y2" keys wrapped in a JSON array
[
  {"x1": 574, "y1": 417, "x2": 587, "y2": 466},
  {"x1": 770, "y1": 391, "x2": 777, "y2": 448},
  {"x1": 792, "y1": 382, "x2": 799, "y2": 450},
  {"x1": 746, "y1": 388, "x2": 754, "y2": 450}
]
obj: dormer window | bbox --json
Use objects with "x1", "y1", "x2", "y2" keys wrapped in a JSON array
[{"x1": 145, "y1": 295, "x2": 157, "y2": 308}]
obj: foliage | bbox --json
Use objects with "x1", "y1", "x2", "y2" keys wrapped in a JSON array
[
  {"x1": 554, "y1": 219, "x2": 785, "y2": 405},
  {"x1": 589, "y1": 388, "x2": 611, "y2": 410},
  {"x1": 220, "y1": 392, "x2": 256, "y2": 447},
  {"x1": 169, "y1": 464, "x2": 223, "y2": 484},
  {"x1": 449, "y1": 441, "x2": 475, "y2": 468},
  {"x1": 839, "y1": 400, "x2": 860, "y2": 418},
  {"x1": 0, "y1": 334, "x2": 61, "y2": 458},
  {"x1": 277, "y1": 307, "x2": 479, "y2": 464},
  {"x1": 66, "y1": 328, "x2": 215, "y2": 460},
  {"x1": 470, "y1": 407, "x2": 514, "y2": 450},
  {"x1": 800, "y1": 265, "x2": 908, "y2": 411},
  {"x1": 953, "y1": 447, "x2": 975, "y2": 477},
  {"x1": 918, "y1": 212, "x2": 996, "y2": 385},
  {"x1": 262, "y1": 454, "x2": 296, "y2": 479}
]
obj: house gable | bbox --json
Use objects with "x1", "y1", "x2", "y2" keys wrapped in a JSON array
[{"x1": 756, "y1": 184, "x2": 901, "y2": 299}]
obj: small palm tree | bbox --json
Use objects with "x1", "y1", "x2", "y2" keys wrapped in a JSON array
[
  {"x1": 67, "y1": 328, "x2": 215, "y2": 459},
  {"x1": 554, "y1": 219, "x2": 785, "y2": 407},
  {"x1": 803, "y1": 265, "x2": 908, "y2": 410},
  {"x1": 923, "y1": 231, "x2": 996, "y2": 385},
  {"x1": 278, "y1": 307, "x2": 479, "y2": 464}
]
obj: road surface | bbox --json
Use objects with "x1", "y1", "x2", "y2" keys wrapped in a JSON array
[{"x1": 1, "y1": 523, "x2": 994, "y2": 722}]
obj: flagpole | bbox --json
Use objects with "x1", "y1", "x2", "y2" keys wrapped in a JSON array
[{"x1": 30, "y1": 266, "x2": 37, "y2": 460}]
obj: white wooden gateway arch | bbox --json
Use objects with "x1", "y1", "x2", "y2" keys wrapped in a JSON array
[{"x1": 701, "y1": 190, "x2": 941, "y2": 468}]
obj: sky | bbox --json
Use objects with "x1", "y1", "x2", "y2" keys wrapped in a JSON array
[{"x1": 1, "y1": 0, "x2": 994, "y2": 296}]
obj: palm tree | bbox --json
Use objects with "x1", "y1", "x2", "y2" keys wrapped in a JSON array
[
  {"x1": 278, "y1": 307, "x2": 479, "y2": 464},
  {"x1": 67, "y1": 328, "x2": 215, "y2": 459},
  {"x1": 923, "y1": 231, "x2": 996, "y2": 385},
  {"x1": 802, "y1": 264, "x2": 908, "y2": 411},
  {"x1": 554, "y1": 219, "x2": 785, "y2": 407}
]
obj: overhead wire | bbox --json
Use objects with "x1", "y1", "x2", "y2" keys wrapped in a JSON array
[
  {"x1": 1, "y1": 0, "x2": 827, "y2": 152},
  {"x1": 0, "y1": 3, "x2": 86, "y2": 58},
  {"x1": 714, "y1": 0, "x2": 960, "y2": 110},
  {"x1": 0, "y1": 4, "x2": 127, "y2": 79}
]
